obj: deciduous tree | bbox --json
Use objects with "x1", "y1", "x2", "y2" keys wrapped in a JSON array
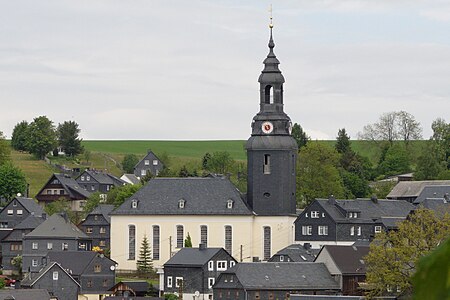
[
  {"x1": 107, "y1": 184, "x2": 142, "y2": 207},
  {"x1": 396, "y1": 111, "x2": 422, "y2": 145},
  {"x1": 0, "y1": 163, "x2": 27, "y2": 201},
  {"x1": 291, "y1": 123, "x2": 309, "y2": 149},
  {"x1": 57, "y1": 121, "x2": 84, "y2": 156},
  {"x1": 122, "y1": 154, "x2": 139, "y2": 174},
  {"x1": 27, "y1": 116, "x2": 57, "y2": 159},
  {"x1": 207, "y1": 151, "x2": 235, "y2": 174},
  {"x1": 0, "y1": 131, "x2": 10, "y2": 166},
  {"x1": 11, "y1": 121, "x2": 30, "y2": 152}
]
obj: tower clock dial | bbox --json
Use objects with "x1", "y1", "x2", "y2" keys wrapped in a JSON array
[{"x1": 261, "y1": 121, "x2": 274, "y2": 134}]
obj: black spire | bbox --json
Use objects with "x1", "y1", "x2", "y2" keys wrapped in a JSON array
[{"x1": 260, "y1": 27, "x2": 283, "y2": 78}]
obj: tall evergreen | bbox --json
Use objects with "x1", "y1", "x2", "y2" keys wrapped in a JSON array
[
  {"x1": 11, "y1": 121, "x2": 30, "y2": 151},
  {"x1": 136, "y1": 235, "x2": 153, "y2": 275}
]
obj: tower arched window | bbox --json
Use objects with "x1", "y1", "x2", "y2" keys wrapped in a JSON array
[{"x1": 265, "y1": 85, "x2": 273, "y2": 104}]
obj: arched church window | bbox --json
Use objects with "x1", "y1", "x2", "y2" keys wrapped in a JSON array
[
  {"x1": 128, "y1": 225, "x2": 135, "y2": 260},
  {"x1": 224, "y1": 226, "x2": 232, "y2": 253},
  {"x1": 263, "y1": 226, "x2": 271, "y2": 260},
  {"x1": 265, "y1": 85, "x2": 273, "y2": 104}
]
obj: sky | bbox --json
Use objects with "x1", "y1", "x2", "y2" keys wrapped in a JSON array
[{"x1": 0, "y1": 0, "x2": 449, "y2": 140}]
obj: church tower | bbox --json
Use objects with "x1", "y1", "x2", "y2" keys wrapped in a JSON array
[{"x1": 246, "y1": 24, "x2": 298, "y2": 216}]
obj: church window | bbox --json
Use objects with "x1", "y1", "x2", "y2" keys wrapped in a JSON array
[
  {"x1": 227, "y1": 199, "x2": 234, "y2": 209},
  {"x1": 128, "y1": 225, "x2": 136, "y2": 260},
  {"x1": 263, "y1": 154, "x2": 271, "y2": 174},
  {"x1": 176, "y1": 225, "x2": 184, "y2": 248},
  {"x1": 153, "y1": 225, "x2": 160, "y2": 260},
  {"x1": 265, "y1": 85, "x2": 273, "y2": 104},
  {"x1": 201, "y1": 225, "x2": 208, "y2": 246},
  {"x1": 224, "y1": 226, "x2": 232, "y2": 253},
  {"x1": 263, "y1": 226, "x2": 271, "y2": 260},
  {"x1": 178, "y1": 199, "x2": 185, "y2": 209}
]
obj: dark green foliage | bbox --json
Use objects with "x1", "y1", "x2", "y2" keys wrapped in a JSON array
[
  {"x1": 431, "y1": 118, "x2": 450, "y2": 167},
  {"x1": 140, "y1": 171, "x2": 154, "y2": 184},
  {"x1": 57, "y1": 121, "x2": 84, "y2": 156},
  {"x1": 0, "y1": 131, "x2": 10, "y2": 166},
  {"x1": 44, "y1": 198, "x2": 79, "y2": 223},
  {"x1": 11, "y1": 121, "x2": 30, "y2": 151},
  {"x1": 341, "y1": 170, "x2": 370, "y2": 199},
  {"x1": 84, "y1": 149, "x2": 91, "y2": 163},
  {"x1": 122, "y1": 154, "x2": 139, "y2": 174},
  {"x1": 291, "y1": 123, "x2": 309, "y2": 149},
  {"x1": 27, "y1": 116, "x2": 57, "y2": 159},
  {"x1": 415, "y1": 143, "x2": 445, "y2": 180},
  {"x1": 164, "y1": 294, "x2": 179, "y2": 300},
  {"x1": 107, "y1": 184, "x2": 142, "y2": 207},
  {"x1": 82, "y1": 192, "x2": 102, "y2": 217},
  {"x1": 371, "y1": 181, "x2": 396, "y2": 199},
  {"x1": 0, "y1": 163, "x2": 27, "y2": 201},
  {"x1": 179, "y1": 165, "x2": 190, "y2": 177},
  {"x1": 335, "y1": 128, "x2": 351, "y2": 154},
  {"x1": 202, "y1": 152, "x2": 211, "y2": 169},
  {"x1": 0, "y1": 278, "x2": 5, "y2": 289},
  {"x1": 136, "y1": 234, "x2": 153, "y2": 276},
  {"x1": 206, "y1": 151, "x2": 235, "y2": 174},
  {"x1": 377, "y1": 144, "x2": 411, "y2": 177},
  {"x1": 184, "y1": 232, "x2": 192, "y2": 247}
]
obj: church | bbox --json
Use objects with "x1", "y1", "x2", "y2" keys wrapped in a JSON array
[{"x1": 110, "y1": 25, "x2": 298, "y2": 271}]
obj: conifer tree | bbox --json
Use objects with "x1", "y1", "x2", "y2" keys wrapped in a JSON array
[{"x1": 136, "y1": 235, "x2": 153, "y2": 276}]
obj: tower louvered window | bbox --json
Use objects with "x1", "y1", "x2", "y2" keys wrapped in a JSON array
[
  {"x1": 153, "y1": 225, "x2": 160, "y2": 260},
  {"x1": 225, "y1": 226, "x2": 232, "y2": 253},
  {"x1": 263, "y1": 226, "x2": 271, "y2": 260}
]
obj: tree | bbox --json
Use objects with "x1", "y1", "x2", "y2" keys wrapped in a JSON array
[
  {"x1": 184, "y1": 232, "x2": 192, "y2": 247},
  {"x1": 291, "y1": 123, "x2": 309, "y2": 149},
  {"x1": 359, "y1": 112, "x2": 398, "y2": 145},
  {"x1": 44, "y1": 198, "x2": 78, "y2": 223},
  {"x1": 414, "y1": 143, "x2": 445, "y2": 180},
  {"x1": 365, "y1": 209, "x2": 450, "y2": 299},
  {"x1": 335, "y1": 128, "x2": 351, "y2": 155},
  {"x1": 11, "y1": 121, "x2": 30, "y2": 151},
  {"x1": 11, "y1": 255, "x2": 22, "y2": 276},
  {"x1": 377, "y1": 144, "x2": 411, "y2": 177},
  {"x1": 179, "y1": 165, "x2": 190, "y2": 177},
  {"x1": 107, "y1": 184, "x2": 142, "y2": 208},
  {"x1": 84, "y1": 149, "x2": 91, "y2": 164},
  {"x1": 202, "y1": 152, "x2": 211, "y2": 170},
  {"x1": 82, "y1": 192, "x2": 102, "y2": 217},
  {"x1": 122, "y1": 154, "x2": 139, "y2": 174},
  {"x1": 0, "y1": 131, "x2": 10, "y2": 166},
  {"x1": 396, "y1": 111, "x2": 422, "y2": 146},
  {"x1": 207, "y1": 151, "x2": 235, "y2": 174},
  {"x1": 57, "y1": 121, "x2": 84, "y2": 156},
  {"x1": 431, "y1": 118, "x2": 450, "y2": 168},
  {"x1": 296, "y1": 143, "x2": 345, "y2": 207},
  {"x1": 136, "y1": 234, "x2": 153, "y2": 276},
  {"x1": 0, "y1": 163, "x2": 27, "y2": 201},
  {"x1": 0, "y1": 278, "x2": 5, "y2": 290},
  {"x1": 27, "y1": 116, "x2": 57, "y2": 159}
]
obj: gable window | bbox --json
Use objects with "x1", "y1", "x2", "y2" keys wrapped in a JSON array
[
  {"x1": 375, "y1": 226, "x2": 382, "y2": 233},
  {"x1": 131, "y1": 199, "x2": 138, "y2": 209},
  {"x1": 13, "y1": 200, "x2": 17, "y2": 206},
  {"x1": 224, "y1": 226, "x2": 232, "y2": 253},
  {"x1": 47, "y1": 190, "x2": 52, "y2": 195},
  {"x1": 167, "y1": 276, "x2": 173, "y2": 288},
  {"x1": 17, "y1": 209, "x2": 23, "y2": 215},
  {"x1": 176, "y1": 225, "x2": 184, "y2": 248},
  {"x1": 280, "y1": 255, "x2": 284, "y2": 262},
  {"x1": 201, "y1": 225, "x2": 208, "y2": 247},
  {"x1": 153, "y1": 160, "x2": 158, "y2": 165},
  {"x1": 62, "y1": 242, "x2": 68, "y2": 250},
  {"x1": 318, "y1": 226, "x2": 328, "y2": 236},
  {"x1": 86, "y1": 227, "x2": 93, "y2": 234},
  {"x1": 141, "y1": 169, "x2": 147, "y2": 176},
  {"x1": 86, "y1": 176, "x2": 90, "y2": 181},
  {"x1": 208, "y1": 260, "x2": 214, "y2": 271},
  {"x1": 128, "y1": 225, "x2": 136, "y2": 260},
  {"x1": 350, "y1": 226, "x2": 355, "y2": 236},
  {"x1": 208, "y1": 277, "x2": 215, "y2": 289},
  {"x1": 263, "y1": 154, "x2": 271, "y2": 174},
  {"x1": 302, "y1": 226, "x2": 312, "y2": 236},
  {"x1": 263, "y1": 226, "x2": 271, "y2": 261},
  {"x1": 227, "y1": 199, "x2": 234, "y2": 209},
  {"x1": 94, "y1": 264, "x2": 101, "y2": 273},
  {"x1": 153, "y1": 225, "x2": 160, "y2": 260},
  {"x1": 87, "y1": 280, "x2": 93, "y2": 288},
  {"x1": 100, "y1": 227, "x2": 106, "y2": 234},
  {"x1": 7, "y1": 210, "x2": 13, "y2": 215},
  {"x1": 32, "y1": 242, "x2": 38, "y2": 250},
  {"x1": 178, "y1": 199, "x2": 185, "y2": 209},
  {"x1": 32, "y1": 259, "x2": 38, "y2": 267},
  {"x1": 47, "y1": 243, "x2": 53, "y2": 250},
  {"x1": 103, "y1": 279, "x2": 108, "y2": 287},
  {"x1": 175, "y1": 277, "x2": 183, "y2": 288},
  {"x1": 357, "y1": 226, "x2": 362, "y2": 236},
  {"x1": 311, "y1": 211, "x2": 319, "y2": 218},
  {"x1": 230, "y1": 261, "x2": 235, "y2": 268},
  {"x1": 144, "y1": 159, "x2": 150, "y2": 165},
  {"x1": 81, "y1": 176, "x2": 85, "y2": 181},
  {"x1": 217, "y1": 261, "x2": 227, "y2": 271},
  {"x1": 53, "y1": 271, "x2": 58, "y2": 280},
  {"x1": 100, "y1": 240, "x2": 106, "y2": 247}
]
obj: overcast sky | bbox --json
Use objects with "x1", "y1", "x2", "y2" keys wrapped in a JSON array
[{"x1": 1, "y1": 0, "x2": 449, "y2": 140}]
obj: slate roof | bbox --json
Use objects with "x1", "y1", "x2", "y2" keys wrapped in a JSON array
[
  {"x1": 38, "y1": 173, "x2": 91, "y2": 199},
  {"x1": 0, "y1": 289, "x2": 51, "y2": 300},
  {"x1": 413, "y1": 185, "x2": 450, "y2": 204},
  {"x1": 25, "y1": 213, "x2": 88, "y2": 239},
  {"x1": 316, "y1": 245, "x2": 370, "y2": 275},
  {"x1": 111, "y1": 177, "x2": 252, "y2": 216},
  {"x1": 419, "y1": 198, "x2": 450, "y2": 212},
  {"x1": 15, "y1": 197, "x2": 44, "y2": 215},
  {"x1": 387, "y1": 180, "x2": 450, "y2": 199},
  {"x1": 121, "y1": 173, "x2": 141, "y2": 185},
  {"x1": 165, "y1": 248, "x2": 225, "y2": 266},
  {"x1": 47, "y1": 251, "x2": 116, "y2": 276},
  {"x1": 80, "y1": 170, "x2": 126, "y2": 186},
  {"x1": 21, "y1": 261, "x2": 80, "y2": 287},
  {"x1": 219, "y1": 262, "x2": 339, "y2": 290},
  {"x1": 85, "y1": 204, "x2": 115, "y2": 224},
  {"x1": 304, "y1": 199, "x2": 415, "y2": 224},
  {"x1": 109, "y1": 281, "x2": 150, "y2": 293},
  {"x1": 3, "y1": 215, "x2": 45, "y2": 242},
  {"x1": 269, "y1": 244, "x2": 318, "y2": 262}
]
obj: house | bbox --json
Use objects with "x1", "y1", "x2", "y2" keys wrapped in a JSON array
[
  {"x1": 21, "y1": 262, "x2": 80, "y2": 300},
  {"x1": 22, "y1": 213, "x2": 92, "y2": 273},
  {"x1": 268, "y1": 243, "x2": 318, "y2": 263},
  {"x1": 412, "y1": 185, "x2": 450, "y2": 205},
  {"x1": 134, "y1": 150, "x2": 164, "y2": 178},
  {"x1": 47, "y1": 251, "x2": 116, "y2": 296},
  {"x1": 35, "y1": 173, "x2": 91, "y2": 212},
  {"x1": 0, "y1": 197, "x2": 44, "y2": 240},
  {"x1": 110, "y1": 27, "x2": 298, "y2": 271},
  {"x1": 418, "y1": 197, "x2": 450, "y2": 213},
  {"x1": 162, "y1": 245, "x2": 237, "y2": 299},
  {"x1": 1, "y1": 214, "x2": 45, "y2": 275},
  {"x1": 314, "y1": 244, "x2": 370, "y2": 296},
  {"x1": 0, "y1": 289, "x2": 52, "y2": 300},
  {"x1": 76, "y1": 169, "x2": 126, "y2": 195},
  {"x1": 109, "y1": 280, "x2": 151, "y2": 297},
  {"x1": 121, "y1": 173, "x2": 141, "y2": 185},
  {"x1": 294, "y1": 196, "x2": 415, "y2": 249},
  {"x1": 386, "y1": 180, "x2": 450, "y2": 203},
  {"x1": 213, "y1": 262, "x2": 340, "y2": 299},
  {"x1": 78, "y1": 204, "x2": 115, "y2": 249}
]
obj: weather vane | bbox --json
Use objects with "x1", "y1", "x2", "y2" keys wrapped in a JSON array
[{"x1": 269, "y1": 4, "x2": 273, "y2": 28}]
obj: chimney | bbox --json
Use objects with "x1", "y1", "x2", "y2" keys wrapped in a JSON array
[
  {"x1": 328, "y1": 195, "x2": 336, "y2": 205},
  {"x1": 199, "y1": 243, "x2": 206, "y2": 250},
  {"x1": 371, "y1": 195, "x2": 378, "y2": 204},
  {"x1": 41, "y1": 213, "x2": 47, "y2": 220},
  {"x1": 303, "y1": 243, "x2": 311, "y2": 250}
]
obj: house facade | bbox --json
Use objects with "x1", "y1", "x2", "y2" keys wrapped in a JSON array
[
  {"x1": 79, "y1": 204, "x2": 114, "y2": 249},
  {"x1": 76, "y1": 169, "x2": 126, "y2": 195},
  {"x1": 0, "y1": 197, "x2": 44, "y2": 239},
  {"x1": 268, "y1": 243, "x2": 317, "y2": 263},
  {"x1": 134, "y1": 150, "x2": 164, "y2": 178},
  {"x1": 162, "y1": 246, "x2": 237, "y2": 299},
  {"x1": 294, "y1": 196, "x2": 415, "y2": 249}
]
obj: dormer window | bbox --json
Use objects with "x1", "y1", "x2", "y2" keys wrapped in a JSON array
[
  {"x1": 227, "y1": 199, "x2": 234, "y2": 209},
  {"x1": 311, "y1": 211, "x2": 319, "y2": 218},
  {"x1": 86, "y1": 176, "x2": 90, "y2": 181},
  {"x1": 348, "y1": 212, "x2": 359, "y2": 218},
  {"x1": 81, "y1": 176, "x2": 85, "y2": 181},
  {"x1": 131, "y1": 199, "x2": 138, "y2": 209},
  {"x1": 178, "y1": 199, "x2": 185, "y2": 209}
]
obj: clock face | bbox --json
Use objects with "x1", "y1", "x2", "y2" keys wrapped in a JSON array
[{"x1": 261, "y1": 121, "x2": 274, "y2": 134}]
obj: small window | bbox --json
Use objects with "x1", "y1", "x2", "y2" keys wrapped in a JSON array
[
  {"x1": 167, "y1": 276, "x2": 173, "y2": 288},
  {"x1": 13, "y1": 200, "x2": 17, "y2": 206},
  {"x1": 62, "y1": 242, "x2": 68, "y2": 250},
  {"x1": 86, "y1": 227, "x2": 93, "y2": 234},
  {"x1": 94, "y1": 215, "x2": 98, "y2": 221},
  {"x1": 91, "y1": 185, "x2": 95, "y2": 191},
  {"x1": 176, "y1": 225, "x2": 184, "y2": 248},
  {"x1": 17, "y1": 209, "x2": 23, "y2": 215},
  {"x1": 201, "y1": 225, "x2": 208, "y2": 247},
  {"x1": 263, "y1": 154, "x2": 271, "y2": 174},
  {"x1": 227, "y1": 199, "x2": 233, "y2": 209},
  {"x1": 375, "y1": 226, "x2": 382, "y2": 233},
  {"x1": 86, "y1": 176, "x2": 90, "y2": 181},
  {"x1": 32, "y1": 242, "x2": 38, "y2": 250},
  {"x1": 103, "y1": 279, "x2": 108, "y2": 287},
  {"x1": 153, "y1": 160, "x2": 158, "y2": 166},
  {"x1": 53, "y1": 271, "x2": 58, "y2": 280},
  {"x1": 47, "y1": 243, "x2": 53, "y2": 250},
  {"x1": 87, "y1": 280, "x2": 93, "y2": 288},
  {"x1": 81, "y1": 176, "x2": 85, "y2": 181},
  {"x1": 106, "y1": 185, "x2": 110, "y2": 191},
  {"x1": 47, "y1": 190, "x2": 52, "y2": 195},
  {"x1": 100, "y1": 227, "x2": 106, "y2": 234},
  {"x1": 322, "y1": 213, "x2": 325, "y2": 217},
  {"x1": 175, "y1": 277, "x2": 183, "y2": 288},
  {"x1": 144, "y1": 160, "x2": 150, "y2": 165},
  {"x1": 7, "y1": 210, "x2": 13, "y2": 215},
  {"x1": 350, "y1": 226, "x2": 355, "y2": 236},
  {"x1": 32, "y1": 259, "x2": 38, "y2": 267},
  {"x1": 280, "y1": 255, "x2": 284, "y2": 262},
  {"x1": 208, "y1": 260, "x2": 214, "y2": 271},
  {"x1": 318, "y1": 226, "x2": 328, "y2": 236},
  {"x1": 302, "y1": 226, "x2": 312, "y2": 235},
  {"x1": 208, "y1": 277, "x2": 215, "y2": 289},
  {"x1": 305, "y1": 212, "x2": 308, "y2": 218},
  {"x1": 141, "y1": 169, "x2": 147, "y2": 176},
  {"x1": 94, "y1": 264, "x2": 101, "y2": 273},
  {"x1": 357, "y1": 226, "x2": 362, "y2": 236},
  {"x1": 178, "y1": 199, "x2": 185, "y2": 209},
  {"x1": 131, "y1": 200, "x2": 138, "y2": 209},
  {"x1": 311, "y1": 211, "x2": 319, "y2": 218},
  {"x1": 230, "y1": 261, "x2": 235, "y2": 268},
  {"x1": 100, "y1": 240, "x2": 106, "y2": 247},
  {"x1": 217, "y1": 261, "x2": 227, "y2": 271}
]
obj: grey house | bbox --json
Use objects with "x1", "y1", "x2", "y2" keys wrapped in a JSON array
[
  {"x1": 22, "y1": 213, "x2": 92, "y2": 273},
  {"x1": 294, "y1": 196, "x2": 415, "y2": 249},
  {"x1": 47, "y1": 251, "x2": 117, "y2": 295},
  {"x1": 0, "y1": 289, "x2": 52, "y2": 300},
  {"x1": 21, "y1": 262, "x2": 80, "y2": 300},
  {"x1": 386, "y1": 180, "x2": 450, "y2": 203},
  {"x1": 0, "y1": 197, "x2": 44, "y2": 241},
  {"x1": 78, "y1": 204, "x2": 115, "y2": 249},
  {"x1": 134, "y1": 150, "x2": 164, "y2": 178},
  {"x1": 163, "y1": 246, "x2": 237, "y2": 299},
  {"x1": 268, "y1": 243, "x2": 318, "y2": 263},
  {"x1": 76, "y1": 169, "x2": 126, "y2": 195},
  {"x1": 1, "y1": 214, "x2": 45, "y2": 274},
  {"x1": 213, "y1": 262, "x2": 340, "y2": 299}
]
